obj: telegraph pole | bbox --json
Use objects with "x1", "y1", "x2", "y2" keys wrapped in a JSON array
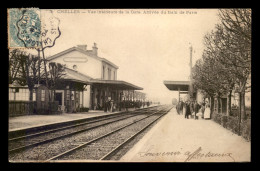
[{"x1": 189, "y1": 44, "x2": 193, "y2": 100}]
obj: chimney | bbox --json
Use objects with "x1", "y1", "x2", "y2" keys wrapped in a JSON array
[
  {"x1": 92, "y1": 42, "x2": 98, "y2": 56},
  {"x1": 77, "y1": 45, "x2": 87, "y2": 51}
]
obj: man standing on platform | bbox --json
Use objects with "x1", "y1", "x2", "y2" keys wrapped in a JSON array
[
  {"x1": 185, "y1": 101, "x2": 191, "y2": 119},
  {"x1": 104, "y1": 96, "x2": 108, "y2": 112},
  {"x1": 201, "y1": 102, "x2": 206, "y2": 119},
  {"x1": 180, "y1": 100, "x2": 184, "y2": 115},
  {"x1": 194, "y1": 100, "x2": 200, "y2": 120},
  {"x1": 125, "y1": 100, "x2": 129, "y2": 112}
]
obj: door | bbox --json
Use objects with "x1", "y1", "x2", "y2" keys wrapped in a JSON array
[
  {"x1": 222, "y1": 98, "x2": 227, "y2": 114},
  {"x1": 55, "y1": 92, "x2": 62, "y2": 105}
]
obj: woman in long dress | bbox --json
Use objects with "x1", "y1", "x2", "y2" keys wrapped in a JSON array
[
  {"x1": 183, "y1": 102, "x2": 186, "y2": 118},
  {"x1": 204, "y1": 104, "x2": 211, "y2": 119}
]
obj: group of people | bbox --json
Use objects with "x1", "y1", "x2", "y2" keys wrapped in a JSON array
[
  {"x1": 103, "y1": 97, "x2": 151, "y2": 112},
  {"x1": 176, "y1": 100, "x2": 211, "y2": 120}
]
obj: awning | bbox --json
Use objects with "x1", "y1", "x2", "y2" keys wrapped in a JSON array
[
  {"x1": 163, "y1": 80, "x2": 190, "y2": 91},
  {"x1": 90, "y1": 79, "x2": 143, "y2": 90},
  {"x1": 60, "y1": 68, "x2": 93, "y2": 85}
]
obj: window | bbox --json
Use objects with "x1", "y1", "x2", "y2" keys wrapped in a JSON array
[
  {"x1": 103, "y1": 66, "x2": 105, "y2": 79},
  {"x1": 41, "y1": 90, "x2": 45, "y2": 101},
  {"x1": 66, "y1": 90, "x2": 70, "y2": 100},
  {"x1": 16, "y1": 89, "x2": 29, "y2": 101},
  {"x1": 9, "y1": 88, "x2": 36, "y2": 101},
  {"x1": 33, "y1": 91, "x2": 36, "y2": 101},
  {"x1": 9, "y1": 89, "x2": 14, "y2": 100},
  {"x1": 71, "y1": 91, "x2": 75, "y2": 100},
  {"x1": 114, "y1": 71, "x2": 116, "y2": 80},
  {"x1": 108, "y1": 68, "x2": 111, "y2": 80},
  {"x1": 80, "y1": 91, "x2": 83, "y2": 107},
  {"x1": 75, "y1": 91, "x2": 79, "y2": 100}
]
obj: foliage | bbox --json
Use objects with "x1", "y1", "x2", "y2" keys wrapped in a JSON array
[
  {"x1": 192, "y1": 9, "x2": 251, "y2": 120},
  {"x1": 9, "y1": 49, "x2": 43, "y2": 87},
  {"x1": 9, "y1": 49, "x2": 66, "y2": 103},
  {"x1": 212, "y1": 112, "x2": 251, "y2": 141}
]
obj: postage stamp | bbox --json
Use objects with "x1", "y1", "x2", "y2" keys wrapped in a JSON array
[
  {"x1": 8, "y1": 8, "x2": 41, "y2": 48},
  {"x1": 8, "y1": 8, "x2": 61, "y2": 50}
]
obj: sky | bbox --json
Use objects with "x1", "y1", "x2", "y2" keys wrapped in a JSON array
[{"x1": 38, "y1": 9, "x2": 220, "y2": 104}]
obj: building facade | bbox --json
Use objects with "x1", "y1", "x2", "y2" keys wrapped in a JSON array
[{"x1": 47, "y1": 43, "x2": 143, "y2": 111}]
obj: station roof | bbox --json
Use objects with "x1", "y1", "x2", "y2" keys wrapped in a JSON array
[
  {"x1": 163, "y1": 80, "x2": 190, "y2": 91},
  {"x1": 42, "y1": 66, "x2": 142, "y2": 90},
  {"x1": 91, "y1": 79, "x2": 143, "y2": 90},
  {"x1": 61, "y1": 68, "x2": 93, "y2": 85}
]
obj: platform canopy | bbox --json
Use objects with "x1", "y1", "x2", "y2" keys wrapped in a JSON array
[
  {"x1": 90, "y1": 79, "x2": 143, "y2": 90},
  {"x1": 163, "y1": 80, "x2": 190, "y2": 92},
  {"x1": 61, "y1": 68, "x2": 93, "y2": 85}
]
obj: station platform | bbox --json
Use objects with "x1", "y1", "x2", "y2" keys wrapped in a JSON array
[
  {"x1": 8, "y1": 107, "x2": 143, "y2": 132},
  {"x1": 121, "y1": 108, "x2": 251, "y2": 162}
]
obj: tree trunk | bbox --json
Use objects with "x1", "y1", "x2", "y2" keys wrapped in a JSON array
[
  {"x1": 28, "y1": 88, "x2": 34, "y2": 114},
  {"x1": 210, "y1": 96, "x2": 214, "y2": 118},
  {"x1": 53, "y1": 89, "x2": 56, "y2": 102},
  {"x1": 227, "y1": 90, "x2": 232, "y2": 116},
  {"x1": 240, "y1": 91, "x2": 246, "y2": 120},
  {"x1": 38, "y1": 50, "x2": 41, "y2": 85}
]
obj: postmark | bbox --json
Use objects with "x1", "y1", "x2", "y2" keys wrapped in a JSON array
[
  {"x1": 40, "y1": 10, "x2": 61, "y2": 50},
  {"x1": 8, "y1": 8, "x2": 61, "y2": 50}
]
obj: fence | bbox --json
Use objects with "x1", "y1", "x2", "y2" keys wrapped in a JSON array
[
  {"x1": 212, "y1": 112, "x2": 251, "y2": 141},
  {"x1": 9, "y1": 101, "x2": 60, "y2": 117},
  {"x1": 9, "y1": 101, "x2": 36, "y2": 117}
]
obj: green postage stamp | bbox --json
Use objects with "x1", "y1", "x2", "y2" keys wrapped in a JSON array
[{"x1": 8, "y1": 8, "x2": 61, "y2": 50}]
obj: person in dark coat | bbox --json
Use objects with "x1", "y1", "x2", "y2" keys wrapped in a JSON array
[
  {"x1": 176, "y1": 102, "x2": 179, "y2": 114},
  {"x1": 177, "y1": 101, "x2": 180, "y2": 114},
  {"x1": 194, "y1": 101, "x2": 200, "y2": 120},
  {"x1": 179, "y1": 100, "x2": 184, "y2": 115},
  {"x1": 183, "y1": 102, "x2": 187, "y2": 117},
  {"x1": 104, "y1": 97, "x2": 108, "y2": 112},
  {"x1": 185, "y1": 101, "x2": 191, "y2": 119},
  {"x1": 190, "y1": 101, "x2": 194, "y2": 114},
  {"x1": 125, "y1": 100, "x2": 129, "y2": 111}
]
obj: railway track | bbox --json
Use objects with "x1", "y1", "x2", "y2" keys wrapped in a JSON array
[
  {"x1": 8, "y1": 105, "x2": 172, "y2": 161},
  {"x1": 47, "y1": 105, "x2": 173, "y2": 161},
  {"x1": 9, "y1": 106, "x2": 159, "y2": 153}
]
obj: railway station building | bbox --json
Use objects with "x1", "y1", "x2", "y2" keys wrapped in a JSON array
[
  {"x1": 9, "y1": 43, "x2": 145, "y2": 115},
  {"x1": 46, "y1": 43, "x2": 144, "y2": 112}
]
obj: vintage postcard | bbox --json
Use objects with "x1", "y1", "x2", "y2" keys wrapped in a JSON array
[{"x1": 8, "y1": 8, "x2": 251, "y2": 162}]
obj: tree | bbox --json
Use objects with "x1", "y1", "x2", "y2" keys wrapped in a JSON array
[
  {"x1": 47, "y1": 62, "x2": 66, "y2": 101},
  {"x1": 9, "y1": 49, "x2": 22, "y2": 84},
  {"x1": 192, "y1": 52, "x2": 228, "y2": 115},
  {"x1": 193, "y1": 9, "x2": 251, "y2": 121},
  {"x1": 216, "y1": 9, "x2": 251, "y2": 120},
  {"x1": 9, "y1": 49, "x2": 66, "y2": 114},
  {"x1": 9, "y1": 50, "x2": 44, "y2": 114}
]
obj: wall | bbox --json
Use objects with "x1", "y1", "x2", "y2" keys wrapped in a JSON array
[
  {"x1": 245, "y1": 91, "x2": 251, "y2": 107},
  {"x1": 9, "y1": 88, "x2": 36, "y2": 101},
  {"x1": 196, "y1": 90, "x2": 204, "y2": 104},
  {"x1": 83, "y1": 85, "x2": 91, "y2": 108},
  {"x1": 50, "y1": 50, "x2": 102, "y2": 79},
  {"x1": 231, "y1": 91, "x2": 251, "y2": 107},
  {"x1": 102, "y1": 61, "x2": 117, "y2": 80}
]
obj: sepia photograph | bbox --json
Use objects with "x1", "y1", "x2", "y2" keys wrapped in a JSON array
[{"x1": 8, "y1": 8, "x2": 251, "y2": 162}]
